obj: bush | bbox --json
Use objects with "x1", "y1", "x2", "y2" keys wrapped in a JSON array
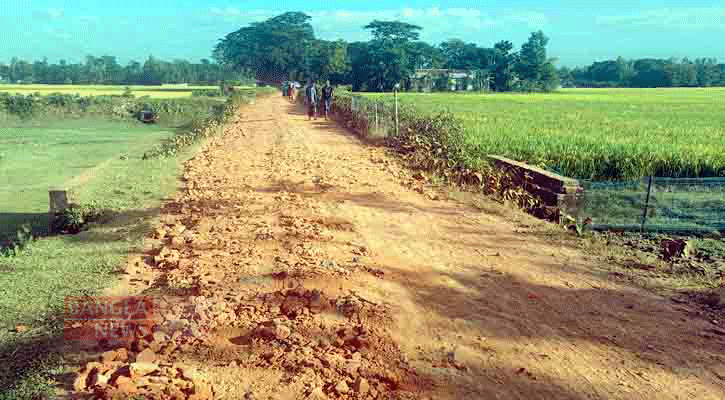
[
  {"x1": 4, "y1": 94, "x2": 34, "y2": 118},
  {"x1": 191, "y1": 89, "x2": 222, "y2": 97},
  {"x1": 0, "y1": 224, "x2": 33, "y2": 257},
  {"x1": 49, "y1": 204, "x2": 104, "y2": 235}
]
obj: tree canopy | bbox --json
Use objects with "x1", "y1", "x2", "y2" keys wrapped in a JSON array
[
  {"x1": 213, "y1": 11, "x2": 315, "y2": 83},
  {"x1": 363, "y1": 21, "x2": 422, "y2": 43}
]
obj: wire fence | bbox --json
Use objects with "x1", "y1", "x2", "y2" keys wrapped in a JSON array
[
  {"x1": 582, "y1": 177, "x2": 725, "y2": 233},
  {"x1": 334, "y1": 92, "x2": 402, "y2": 139}
]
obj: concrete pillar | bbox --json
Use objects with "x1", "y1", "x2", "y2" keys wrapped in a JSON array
[{"x1": 49, "y1": 189, "x2": 68, "y2": 213}]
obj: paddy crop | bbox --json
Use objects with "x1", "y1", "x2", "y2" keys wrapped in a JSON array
[{"x1": 362, "y1": 88, "x2": 725, "y2": 180}]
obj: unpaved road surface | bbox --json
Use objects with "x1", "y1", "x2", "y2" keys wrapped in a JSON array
[{"x1": 77, "y1": 96, "x2": 725, "y2": 399}]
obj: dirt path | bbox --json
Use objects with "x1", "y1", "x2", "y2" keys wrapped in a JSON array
[{"x1": 79, "y1": 96, "x2": 725, "y2": 400}]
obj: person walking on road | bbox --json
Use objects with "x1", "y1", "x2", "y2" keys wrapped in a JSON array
[
  {"x1": 321, "y1": 80, "x2": 334, "y2": 120},
  {"x1": 305, "y1": 80, "x2": 318, "y2": 120},
  {"x1": 287, "y1": 81, "x2": 295, "y2": 102}
]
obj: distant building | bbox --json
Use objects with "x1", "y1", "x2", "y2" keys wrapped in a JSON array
[{"x1": 409, "y1": 69, "x2": 478, "y2": 92}]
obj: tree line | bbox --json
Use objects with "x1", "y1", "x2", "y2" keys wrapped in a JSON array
[
  {"x1": 213, "y1": 12, "x2": 559, "y2": 92},
  {"x1": 0, "y1": 55, "x2": 252, "y2": 85},
  {"x1": 3, "y1": 11, "x2": 723, "y2": 91},
  {"x1": 559, "y1": 57, "x2": 725, "y2": 88}
]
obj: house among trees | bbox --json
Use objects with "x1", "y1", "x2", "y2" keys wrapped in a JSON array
[{"x1": 409, "y1": 69, "x2": 478, "y2": 92}]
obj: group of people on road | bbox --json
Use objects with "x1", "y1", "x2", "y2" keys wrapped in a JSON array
[
  {"x1": 283, "y1": 80, "x2": 334, "y2": 121},
  {"x1": 303, "y1": 80, "x2": 334, "y2": 121},
  {"x1": 282, "y1": 79, "x2": 335, "y2": 120}
]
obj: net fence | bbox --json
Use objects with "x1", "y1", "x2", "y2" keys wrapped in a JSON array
[
  {"x1": 346, "y1": 95, "x2": 398, "y2": 138},
  {"x1": 582, "y1": 177, "x2": 725, "y2": 233}
]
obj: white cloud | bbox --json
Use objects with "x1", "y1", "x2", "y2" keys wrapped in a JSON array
[
  {"x1": 208, "y1": 8, "x2": 277, "y2": 18},
  {"x1": 42, "y1": 25, "x2": 71, "y2": 41},
  {"x1": 445, "y1": 8, "x2": 482, "y2": 18},
  {"x1": 595, "y1": 7, "x2": 725, "y2": 31},
  {"x1": 32, "y1": 8, "x2": 64, "y2": 19},
  {"x1": 503, "y1": 12, "x2": 549, "y2": 29}
]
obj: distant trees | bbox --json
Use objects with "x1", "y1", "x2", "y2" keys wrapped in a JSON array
[
  {"x1": 0, "y1": 55, "x2": 249, "y2": 85},
  {"x1": 210, "y1": 13, "x2": 567, "y2": 92},
  {"x1": 563, "y1": 57, "x2": 725, "y2": 88},
  {"x1": 6, "y1": 10, "x2": 725, "y2": 91}
]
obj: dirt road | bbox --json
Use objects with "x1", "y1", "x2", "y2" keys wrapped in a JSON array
[{"x1": 83, "y1": 95, "x2": 725, "y2": 399}]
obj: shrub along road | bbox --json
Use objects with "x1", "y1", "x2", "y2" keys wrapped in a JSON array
[{"x1": 69, "y1": 95, "x2": 725, "y2": 399}]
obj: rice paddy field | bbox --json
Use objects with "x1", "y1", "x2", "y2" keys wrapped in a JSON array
[
  {"x1": 362, "y1": 87, "x2": 725, "y2": 181},
  {"x1": 0, "y1": 84, "x2": 232, "y2": 98}
]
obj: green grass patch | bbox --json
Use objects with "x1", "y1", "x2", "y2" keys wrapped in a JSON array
[
  {"x1": 0, "y1": 117, "x2": 173, "y2": 214},
  {"x1": 360, "y1": 88, "x2": 725, "y2": 180}
]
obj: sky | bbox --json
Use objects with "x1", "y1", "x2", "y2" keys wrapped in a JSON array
[{"x1": 1, "y1": 1, "x2": 724, "y2": 67}]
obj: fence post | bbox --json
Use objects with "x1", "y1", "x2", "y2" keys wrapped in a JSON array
[
  {"x1": 394, "y1": 87, "x2": 399, "y2": 137},
  {"x1": 351, "y1": 96, "x2": 356, "y2": 127},
  {"x1": 375, "y1": 102, "x2": 379, "y2": 135},
  {"x1": 641, "y1": 176, "x2": 653, "y2": 231}
]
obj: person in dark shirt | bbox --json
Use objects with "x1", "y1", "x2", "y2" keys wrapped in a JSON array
[{"x1": 321, "y1": 80, "x2": 334, "y2": 120}]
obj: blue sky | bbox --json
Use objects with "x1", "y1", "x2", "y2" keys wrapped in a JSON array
[{"x1": 1, "y1": 1, "x2": 724, "y2": 67}]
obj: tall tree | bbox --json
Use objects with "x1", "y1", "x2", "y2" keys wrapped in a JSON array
[
  {"x1": 408, "y1": 41, "x2": 445, "y2": 70},
  {"x1": 303, "y1": 39, "x2": 351, "y2": 82},
  {"x1": 363, "y1": 20, "x2": 421, "y2": 43},
  {"x1": 492, "y1": 40, "x2": 517, "y2": 91},
  {"x1": 214, "y1": 12, "x2": 315, "y2": 83},
  {"x1": 517, "y1": 31, "x2": 550, "y2": 89},
  {"x1": 351, "y1": 20, "x2": 422, "y2": 91}
]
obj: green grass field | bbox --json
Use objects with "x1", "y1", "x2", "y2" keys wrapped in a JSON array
[
  {"x1": 0, "y1": 84, "x2": 245, "y2": 98},
  {"x1": 362, "y1": 88, "x2": 725, "y2": 180},
  {"x1": 0, "y1": 102, "x2": 212, "y2": 397},
  {"x1": 0, "y1": 118, "x2": 173, "y2": 212},
  {"x1": 0, "y1": 114, "x2": 184, "y2": 321}
]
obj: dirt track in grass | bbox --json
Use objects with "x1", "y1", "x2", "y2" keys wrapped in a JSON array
[{"x1": 72, "y1": 95, "x2": 725, "y2": 400}]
